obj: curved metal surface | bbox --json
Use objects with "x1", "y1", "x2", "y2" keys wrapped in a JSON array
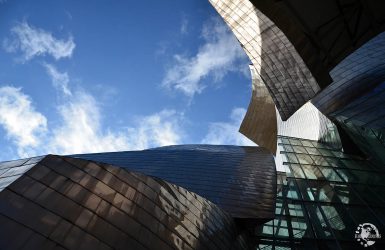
[
  {"x1": 249, "y1": 0, "x2": 385, "y2": 85},
  {"x1": 0, "y1": 155, "x2": 249, "y2": 250},
  {"x1": 209, "y1": 0, "x2": 321, "y2": 120},
  {"x1": 71, "y1": 145, "x2": 277, "y2": 222},
  {"x1": 239, "y1": 65, "x2": 277, "y2": 154}
]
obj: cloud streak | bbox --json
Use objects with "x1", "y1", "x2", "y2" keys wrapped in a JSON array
[
  {"x1": 162, "y1": 17, "x2": 247, "y2": 97},
  {"x1": 48, "y1": 90, "x2": 183, "y2": 155},
  {"x1": 202, "y1": 107, "x2": 255, "y2": 146},
  {"x1": 44, "y1": 63, "x2": 72, "y2": 95},
  {"x1": 0, "y1": 73, "x2": 184, "y2": 159},
  {"x1": 0, "y1": 86, "x2": 47, "y2": 157},
  {"x1": 3, "y1": 21, "x2": 75, "y2": 61}
]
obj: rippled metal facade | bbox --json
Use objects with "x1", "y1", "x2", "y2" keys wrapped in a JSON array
[
  {"x1": 239, "y1": 65, "x2": 277, "y2": 154},
  {"x1": 0, "y1": 155, "x2": 249, "y2": 250},
  {"x1": 312, "y1": 32, "x2": 385, "y2": 117},
  {"x1": 209, "y1": 0, "x2": 320, "y2": 121},
  {"x1": 210, "y1": 0, "x2": 385, "y2": 122},
  {"x1": 72, "y1": 144, "x2": 277, "y2": 223}
]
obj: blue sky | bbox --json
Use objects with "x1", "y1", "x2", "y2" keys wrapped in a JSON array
[{"x1": 0, "y1": 0, "x2": 254, "y2": 161}]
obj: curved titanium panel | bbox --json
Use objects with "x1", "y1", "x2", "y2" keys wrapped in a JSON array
[
  {"x1": 0, "y1": 155, "x2": 248, "y2": 250},
  {"x1": 71, "y1": 145, "x2": 277, "y2": 222},
  {"x1": 209, "y1": 0, "x2": 320, "y2": 120},
  {"x1": 0, "y1": 156, "x2": 43, "y2": 192},
  {"x1": 240, "y1": 65, "x2": 277, "y2": 154},
  {"x1": 312, "y1": 32, "x2": 385, "y2": 116},
  {"x1": 248, "y1": 0, "x2": 385, "y2": 86}
]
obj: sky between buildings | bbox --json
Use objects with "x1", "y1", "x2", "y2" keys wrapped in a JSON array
[{"x1": 0, "y1": 0, "x2": 255, "y2": 161}]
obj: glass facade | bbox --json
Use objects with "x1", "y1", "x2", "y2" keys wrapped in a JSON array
[
  {"x1": 255, "y1": 136, "x2": 385, "y2": 249},
  {"x1": 329, "y1": 81, "x2": 385, "y2": 166}
]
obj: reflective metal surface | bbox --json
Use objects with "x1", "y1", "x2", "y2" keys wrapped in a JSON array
[
  {"x1": 312, "y1": 32, "x2": 385, "y2": 117},
  {"x1": 72, "y1": 145, "x2": 277, "y2": 222},
  {"x1": 239, "y1": 65, "x2": 277, "y2": 154},
  {"x1": 209, "y1": 0, "x2": 320, "y2": 120},
  {"x1": 0, "y1": 156, "x2": 43, "y2": 192},
  {"x1": 210, "y1": 0, "x2": 385, "y2": 121},
  {"x1": 0, "y1": 155, "x2": 249, "y2": 250},
  {"x1": 249, "y1": 0, "x2": 385, "y2": 86}
]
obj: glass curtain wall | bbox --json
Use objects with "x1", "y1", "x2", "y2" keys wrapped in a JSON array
[{"x1": 255, "y1": 136, "x2": 385, "y2": 249}]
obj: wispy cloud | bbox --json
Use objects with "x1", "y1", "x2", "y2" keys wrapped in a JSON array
[
  {"x1": 126, "y1": 110, "x2": 183, "y2": 150},
  {"x1": 202, "y1": 107, "x2": 255, "y2": 146},
  {"x1": 162, "y1": 17, "x2": 247, "y2": 97},
  {"x1": 0, "y1": 86, "x2": 47, "y2": 157},
  {"x1": 3, "y1": 21, "x2": 75, "y2": 61},
  {"x1": 44, "y1": 63, "x2": 72, "y2": 96},
  {"x1": 180, "y1": 15, "x2": 188, "y2": 35},
  {"x1": 0, "y1": 73, "x2": 184, "y2": 159},
  {"x1": 48, "y1": 90, "x2": 183, "y2": 155}
]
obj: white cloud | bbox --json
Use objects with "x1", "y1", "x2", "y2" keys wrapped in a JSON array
[
  {"x1": 3, "y1": 21, "x2": 75, "y2": 61},
  {"x1": 48, "y1": 90, "x2": 183, "y2": 155},
  {"x1": 202, "y1": 107, "x2": 255, "y2": 146},
  {"x1": 162, "y1": 17, "x2": 247, "y2": 97},
  {"x1": 0, "y1": 86, "x2": 47, "y2": 157},
  {"x1": 44, "y1": 63, "x2": 72, "y2": 95},
  {"x1": 126, "y1": 110, "x2": 183, "y2": 150},
  {"x1": 0, "y1": 83, "x2": 183, "y2": 159},
  {"x1": 47, "y1": 90, "x2": 124, "y2": 154}
]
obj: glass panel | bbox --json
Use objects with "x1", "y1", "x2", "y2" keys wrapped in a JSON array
[
  {"x1": 295, "y1": 179, "x2": 314, "y2": 201},
  {"x1": 274, "y1": 217, "x2": 289, "y2": 238},
  {"x1": 305, "y1": 147, "x2": 320, "y2": 155},
  {"x1": 305, "y1": 204, "x2": 333, "y2": 239},
  {"x1": 310, "y1": 155, "x2": 330, "y2": 166},
  {"x1": 331, "y1": 183, "x2": 362, "y2": 205},
  {"x1": 318, "y1": 149, "x2": 334, "y2": 157},
  {"x1": 286, "y1": 153, "x2": 299, "y2": 163},
  {"x1": 336, "y1": 169, "x2": 357, "y2": 183},
  {"x1": 288, "y1": 164, "x2": 305, "y2": 179},
  {"x1": 301, "y1": 140, "x2": 313, "y2": 147},
  {"x1": 286, "y1": 180, "x2": 300, "y2": 200},
  {"x1": 291, "y1": 217, "x2": 310, "y2": 239},
  {"x1": 292, "y1": 146, "x2": 307, "y2": 154},
  {"x1": 289, "y1": 138, "x2": 302, "y2": 146},
  {"x1": 283, "y1": 144, "x2": 294, "y2": 152},
  {"x1": 301, "y1": 165, "x2": 324, "y2": 180},
  {"x1": 320, "y1": 205, "x2": 354, "y2": 240},
  {"x1": 318, "y1": 167, "x2": 343, "y2": 182},
  {"x1": 297, "y1": 154, "x2": 313, "y2": 165}
]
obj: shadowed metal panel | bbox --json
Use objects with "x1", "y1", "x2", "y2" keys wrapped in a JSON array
[
  {"x1": 327, "y1": 81, "x2": 385, "y2": 166},
  {"x1": 71, "y1": 145, "x2": 277, "y2": 222},
  {"x1": 210, "y1": 0, "x2": 385, "y2": 120},
  {"x1": 312, "y1": 32, "x2": 385, "y2": 117},
  {"x1": 0, "y1": 155, "x2": 248, "y2": 250},
  {"x1": 249, "y1": 0, "x2": 385, "y2": 85},
  {"x1": 240, "y1": 65, "x2": 277, "y2": 154}
]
